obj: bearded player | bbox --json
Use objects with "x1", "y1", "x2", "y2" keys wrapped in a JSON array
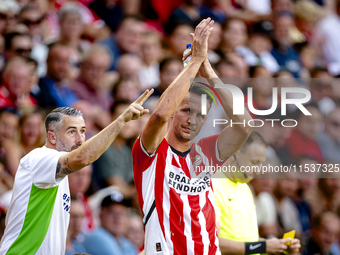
[{"x1": 132, "y1": 18, "x2": 253, "y2": 255}]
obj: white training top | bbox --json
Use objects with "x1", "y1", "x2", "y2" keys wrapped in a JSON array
[{"x1": 0, "y1": 146, "x2": 70, "y2": 255}]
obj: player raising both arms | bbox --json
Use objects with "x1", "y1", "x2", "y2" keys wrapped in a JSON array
[{"x1": 132, "y1": 18, "x2": 253, "y2": 255}]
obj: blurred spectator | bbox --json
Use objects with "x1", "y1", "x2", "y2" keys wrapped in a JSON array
[
  {"x1": 83, "y1": 191, "x2": 138, "y2": 255},
  {"x1": 0, "y1": 57, "x2": 37, "y2": 109},
  {"x1": 68, "y1": 164, "x2": 94, "y2": 232},
  {"x1": 167, "y1": 0, "x2": 203, "y2": 29},
  {"x1": 117, "y1": 54, "x2": 142, "y2": 92},
  {"x1": 88, "y1": 0, "x2": 124, "y2": 32},
  {"x1": 271, "y1": 11, "x2": 302, "y2": 78},
  {"x1": 100, "y1": 15, "x2": 145, "y2": 71},
  {"x1": 2, "y1": 109, "x2": 46, "y2": 172},
  {"x1": 310, "y1": 68, "x2": 336, "y2": 115},
  {"x1": 112, "y1": 76, "x2": 140, "y2": 102},
  {"x1": 33, "y1": 43, "x2": 78, "y2": 108},
  {"x1": 0, "y1": 108, "x2": 20, "y2": 175},
  {"x1": 313, "y1": 0, "x2": 340, "y2": 76},
  {"x1": 226, "y1": 52, "x2": 249, "y2": 79},
  {"x1": 207, "y1": 21, "x2": 222, "y2": 64},
  {"x1": 238, "y1": 20, "x2": 280, "y2": 74},
  {"x1": 305, "y1": 174, "x2": 340, "y2": 218},
  {"x1": 95, "y1": 100, "x2": 137, "y2": 197},
  {"x1": 164, "y1": 22, "x2": 194, "y2": 58},
  {"x1": 17, "y1": 6, "x2": 47, "y2": 77},
  {"x1": 250, "y1": 172, "x2": 278, "y2": 238},
  {"x1": 125, "y1": 210, "x2": 144, "y2": 251},
  {"x1": 304, "y1": 212, "x2": 340, "y2": 255},
  {"x1": 284, "y1": 103, "x2": 324, "y2": 164},
  {"x1": 71, "y1": 101, "x2": 96, "y2": 138},
  {"x1": 140, "y1": 31, "x2": 162, "y2": 89},
  {"x1": 4, "y1": 32, "x2": 32, "y2": 61},
  {"x1": 271, "y1": 0, "x2": 293, "y2": 14},
  {"x1": 0, "y1": 0, "x2": 20, "y2": 34},
  {"x1": 149, "y1": 57, "x2": 182, "y2": 98},
  {"x1": 65, "y1": 197, "x2": 88, "y2": 255},
  {"x1": 57, "y1": 4, "x2": 88, "y2": 67},
  {"x1": 69, "y1": 45, "x2": 112, "y2": 128},
  {"x1": 317, "y1": 108, "x2": 340, "y2": 163},
  {"x1": 273, "y1": 175, "x2": 303, "y2": 237},
  {"x1": 221, "y1": 18, "x2": 247, "y2": 55},
  {"x1": 215, "y1": 57, "x2": 237, "y2": 78}
]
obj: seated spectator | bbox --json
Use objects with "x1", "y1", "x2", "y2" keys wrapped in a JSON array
[
  {"x1": 304, "y1": 173, "x2": 340, "y2": 218},
  {"x1": 68, "y1": 165, "x2": 95, "y2": 232},
  {"x1": 140, "y1": 31, "x2": 162, "y2": 89},
  {"x1": 33, "y1": 43, "x2": 78, "y2": 108},
  {"x1": 112, "y1": 76, "x2": 140, "y2": 102},
  {"x1": 313, "y1": 0, "x2": 340, "y2": 76},
  {"x1": 215, "y1": 57, "x2": 237, "y2": 78},
  {"x1": 18, "y1": 6, "x2": 49, "y2": 77},
  {"x1": 317, "y1": 108, "x2": 340, "y2": 163},
  {"x1": 4, "y1": 32, "x2": 33, "y2": 61},
  {"x1": 2, "y1": 109, "x2": 45, "y2": 174},
  {"x1": 100, "y1": 15, "x2": 145, "y2": 71},
  {"x1": 0, "y1": 57, "x2": 37, "y2": 109},
  {"x1": 167, "y1": 0, "x2": 203, "y2": 29},
  {"x1": 250, "y1": 171, "x2": 279, "y2": 238},
  {"x1": 207, "y1": 21, "x2": 222, "y2": 64},
  {"x1": 238, "y1": 21, "x2": 280, "y2": 74},
  {"x1": 0, "y1": 0, "x2": 20, "y2": 35},
  {"x1": 304, "y1": 212, "x2": 340, "y2": 255},
  {"x1": 94, "y1": 100, "x2": 137, "y2": 196},
  {"x1": 309, "y1": 68, "x2": 336, "y2": 116},
  {"x1": 117, "y1": 54, "x2": 143, "y2": 93},
  {"x1": 125, "y1": 210, "x2": 144, "y2": 252},
  {"x1": 83, "y1": 191, "x2": 138, "y2": 255},
  {"x1": 164, "y1": 22, "x2": 194, "y2": 59},
  {"x1": 0, "y1": 108, "x2": 20, "y2": 176},
  {"x1": 150, "y1": 57, "x2": 182, "y2": 98},
  {"x1": 66, "y1": 197, "x2": 88, "y2": 255},
  {"x1": 69, "y1": 45, "x2": 112, "y2": 128},
  {"x1": 271, "y1": 12, "x2": 302, "y2": 78},
  {"x1": 284, "y1": 103, "x2": 324, "y2": 163},
  {"x1": 221, "y1": 18, "x2": 247, "y2": 55},
  {"x1": 273, "y1": 174, "x2": 303, "y2": 237}
]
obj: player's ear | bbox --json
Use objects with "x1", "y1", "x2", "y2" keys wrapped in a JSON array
[{"x1": 47, "y1": 131, "x2": 57, "y2": 145}]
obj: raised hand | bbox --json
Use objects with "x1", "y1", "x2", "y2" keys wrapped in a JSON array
[
  {"x1": 187, "y1": 18, "x2": 214, "y2": 63},
  {"x1": 121, "y1": 89, "x2": 154, "y2": 123}
]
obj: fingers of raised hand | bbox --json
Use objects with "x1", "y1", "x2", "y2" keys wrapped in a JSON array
[
  {"x1": 135, "y1": 89, "x2": 154, "y2": 106},
  {"x1": 195, "y1": 18, "x2": 211, "y2": 37}
]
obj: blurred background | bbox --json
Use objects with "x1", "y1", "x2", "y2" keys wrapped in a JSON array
[{"x1": 0, "y1": 0, "x2": 339, "y2": 254}]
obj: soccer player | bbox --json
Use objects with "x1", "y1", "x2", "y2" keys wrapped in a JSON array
[
  {"x1": 213, "y1": 131, "x2": 301, "y2": 255},
  {"x1": 132, "y1": 18, "x2": 253, "y2": 255},
  {"x1": 0, "y1": 90, "x2": 153, "y2": 254}
]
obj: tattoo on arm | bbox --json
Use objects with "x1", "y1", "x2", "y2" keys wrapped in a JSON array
[{"x1": 56, "y1": 157, "x2": 73, "y2": 179}]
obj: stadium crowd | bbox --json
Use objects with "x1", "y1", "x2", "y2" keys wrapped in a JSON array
[{"x1": 0, "y1": 0, "x2": 339, "y2": 254}]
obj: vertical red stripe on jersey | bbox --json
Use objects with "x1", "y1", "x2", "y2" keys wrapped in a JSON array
[
  {"x1": 154, "y1": 140, "x2": 168, "y2": 239},
  {"x1": 202, "y1": 192, "x2": 217, "y2": 255},
  {"x1": 188, "y1": 195, "x2": 204, "y2": 255},
  {"x1": 169, "y1": 188, "x2": 187, "y2": 255},
  {"x1": 179, "y1": 157, "x2": 191, "y2": 178}
]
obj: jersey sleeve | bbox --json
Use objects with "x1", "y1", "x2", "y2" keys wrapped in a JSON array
[
  {"x1": 25, "y1": 147, "x2": 68, "y2": 189},
  {"x1": 197, "y1": 134, "x2": 228, "y2": 166}
]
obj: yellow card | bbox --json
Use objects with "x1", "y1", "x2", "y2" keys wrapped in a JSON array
[{"x1": 283, "y1": 230, "x2": 295, "y2": 245}]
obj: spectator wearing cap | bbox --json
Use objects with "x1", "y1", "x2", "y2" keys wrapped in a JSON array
[
  {"x1": 33, "y1": 43, "x2": 78, "y2": 109},
  {"x1": 99, "y1": 15, "x2": 145, "y2": 71},
  {"x1": 236, "y1": 21, "x2": 280, "y2": 74},
  {"x1": 82, "y1": 191, "x2": 138, "y2": 255},
  {"x1": 271, "y1": 12, "x2": 302, "y2": 78},
  {"x1": 317, "y1": 108, "x2": 340, "y2": 163}
]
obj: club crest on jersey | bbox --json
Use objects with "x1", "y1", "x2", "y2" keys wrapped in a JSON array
[
  {"x1": 193, "y1": 155, "x2": 202, "y2": 167},
  {"x1": 156, "y1": 242, "x2": 162, "y2": 252}
]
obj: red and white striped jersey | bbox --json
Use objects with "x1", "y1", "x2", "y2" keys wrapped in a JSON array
[{"x1": 133, "y1": 134, "x2": 226, "y2": 255}]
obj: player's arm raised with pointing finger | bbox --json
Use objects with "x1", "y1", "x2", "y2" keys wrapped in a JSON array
[
  {"x1": 141, "y1": 18, "x2": 214, "y2": 155},
  {"x1": 56, "y1": 89, "x2": 154, "y2": 179}
]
